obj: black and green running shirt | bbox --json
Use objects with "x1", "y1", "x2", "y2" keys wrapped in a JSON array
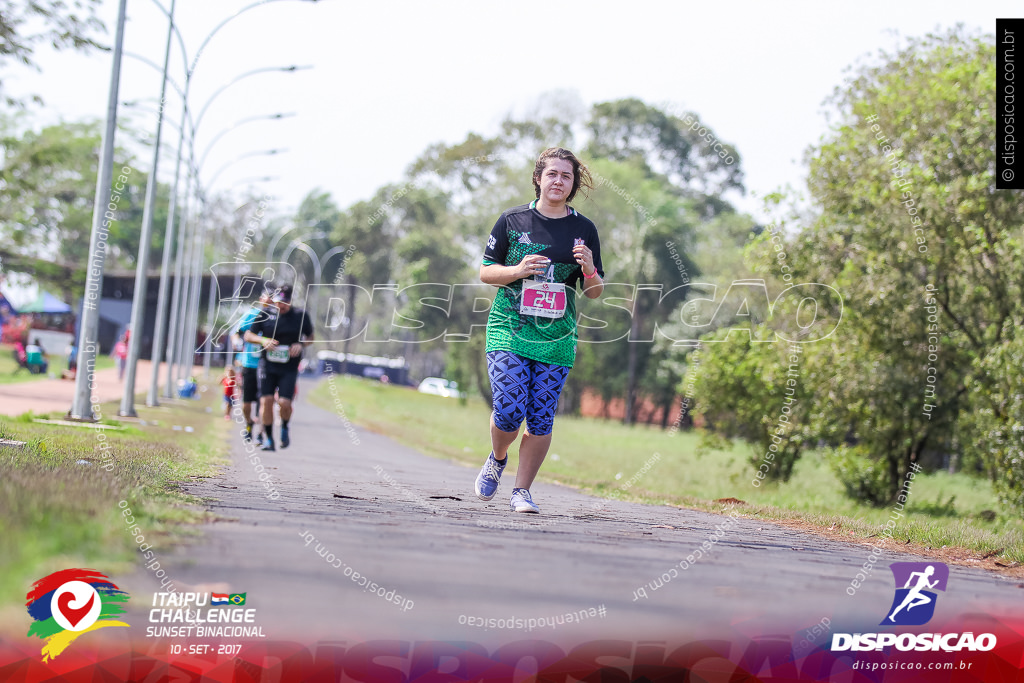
[{"x1": 482, "y1": 201, "x2": 604, "y2": 368}]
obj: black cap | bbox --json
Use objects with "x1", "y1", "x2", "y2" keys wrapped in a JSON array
[{"x1": 271, "y1": 284, "x2": 292, "y2": 304}]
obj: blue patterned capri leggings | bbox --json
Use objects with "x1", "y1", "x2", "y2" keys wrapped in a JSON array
[{"x1": 486, "y1": 350, "x2": 570, "y2": 437}]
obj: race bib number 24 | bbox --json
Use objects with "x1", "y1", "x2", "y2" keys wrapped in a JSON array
[{"x1": 520, "y1": 281, "x2": 567, "y2": 319}]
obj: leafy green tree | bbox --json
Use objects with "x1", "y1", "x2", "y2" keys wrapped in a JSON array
[
  {"x1": 323, "y1": 187, "x2": 399, "y2": 360},
  {"x1": 961, "y1": 331, "x2": 1024, "y2": 510},
  {"x1": 0, "y1": 120, "x2": 145, "y2": 303},
  {"x1": 281, "y1": 189, "x2": 339, "y2": 339},
  {"x1": 401, "y1": 97, "x2": 748, "y2": 421},
  {"x1": 775, "y1": 28, "x2": 1022, "y2": 506},
  {"x1": 387, "y1": 186, "x2": 482, "y2": 398},
  {"x1": 692, "y1": 326, "x2": 817, "y2": 482},
  {"x1": 577, "y1": 157, "x2": 701, "y2": 423},
  {"x1": 108, "y1": 170, "x2": 171, "y2": 267},
  {"x1": 0, "y1": 0, "x2": 105, "y2": 106},
  {"x1": 586, "y1": 97, "x2": 743, "y2": 209}
]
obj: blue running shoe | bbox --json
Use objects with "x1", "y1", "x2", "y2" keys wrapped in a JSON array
[
  {"x1": 474, "y1": 452, "x2": 506, "y2": 501},
  {"x1": 280, "y1": 425, "x2": 290, "y2": 448},
  {"x1": 510, "y1": 488, "x2": 540, "y2": 513}
]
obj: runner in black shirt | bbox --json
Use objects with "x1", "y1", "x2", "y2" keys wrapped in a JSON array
[{"x1": 243, "y1": 284, "x2": 313, "y2": 451}]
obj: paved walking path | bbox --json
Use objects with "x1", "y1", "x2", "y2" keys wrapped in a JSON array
[{"x1": 112, "y1": 378, "x2": 1023, "y2": 651}]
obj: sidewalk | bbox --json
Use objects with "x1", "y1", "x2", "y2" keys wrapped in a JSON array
[{"x1": 0, "y1": 361, "x2": 204, "y2": 417}]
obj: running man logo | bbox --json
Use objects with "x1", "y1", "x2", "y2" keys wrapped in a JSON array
[
  {"x1": 25, "y1": 569, "x2": 130, "y2": 662},
  {"x1": 882, "y1": 562, "x2": 949, "y2": 626},
  {"x1": 833, "y1": 561, "x2": 995, "y2": 653}
]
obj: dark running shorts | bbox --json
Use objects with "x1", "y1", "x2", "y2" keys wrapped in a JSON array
[
  {"x1": 258, "y1": 363, "x2": 298, "y2": 400},
  {"x1": 241, "y1": 366, "x2": 259, "y2": 403}
]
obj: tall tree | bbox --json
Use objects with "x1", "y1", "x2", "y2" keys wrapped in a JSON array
[
  {"x1": 578, "y1": 157, "x2": 700, "y2": 424},
  {"x1": 399, "y1": 97, "x2": 747, "y2": 421},
  {"x1": 0, "y1": 120, "x2": 142, "y2": 303},
  {"x1": 325, "y1": 187, "x2": 398, "y2": 360},
  {"x1": 586, "y1": 97, "x2": 743, "y2": 208},
  {"x1": 779, "y1": 28, "x2": 1022, "y2": 506},
  {"x1": 0, "y1": 0, "x2": 106, "y2": 106}
]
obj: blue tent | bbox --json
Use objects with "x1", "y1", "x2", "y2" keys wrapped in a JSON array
[
  {"x1": 19, "y1": 292, "x2": 71, "y2": 314},
  {"x1": 0, "y1": 292, "x2": 16, "y2": 315},
  {"x1": 0, "y1": 292, "x2": 16, "y2": 325}
]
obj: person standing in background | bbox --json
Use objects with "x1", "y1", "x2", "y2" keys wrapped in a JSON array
[
  {"x1": 221, "y1": 366, "x2": 238, "y2": 419},
  {"x1": 112, "y1": 332, "x2": 128, "y2": 381}
]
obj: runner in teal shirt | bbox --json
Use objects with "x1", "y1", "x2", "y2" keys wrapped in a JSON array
[{"x1": 235, "y1": 294, "x2": 269, "y2": 443}]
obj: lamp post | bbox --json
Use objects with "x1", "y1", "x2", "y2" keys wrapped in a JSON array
[
  {"x1": 135, "y1": 0, "x2": 317, "y2": 403},
  {"x1": 69, "y1": 0, "x2": 128, "y2": 420},
  {"x1": 162, "y1": 157, "x2": 196, "y2": 396},
  {"x1": 163, "y1": 97, "x2": 295, "y2": 389},
  {"x1": 69, "y1": 0, "x2": 320, "y2": 416},
  {"x1": 189, "y1": 128, "x2": 286, "y2": 379},
  {"x1": 166, "y1": 70, "x2": 296, "y2": 386},
  {"x1": 192, "y1": 148, "x2": 287, "y2": 377},
  {"x1": 119, "y1": 0, "x2": 177, "y2": 417},
  {"x1": 197, "y1": 114, "x2": 295, "y2": 171}
]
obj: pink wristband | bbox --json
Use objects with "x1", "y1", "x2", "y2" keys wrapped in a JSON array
[{"x1": 584, "y1": 268, "x2": 599, "y2": 279}]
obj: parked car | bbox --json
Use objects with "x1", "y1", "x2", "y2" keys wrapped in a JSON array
[{"x1": 417, "y1": 377, "x2": 464, "y2": 398}]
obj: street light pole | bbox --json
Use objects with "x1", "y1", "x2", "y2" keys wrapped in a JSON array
[
  {"x1": 182, "y1": 198, "x2": 209, "y2": 382},
  {"x1": 120, "y1": 0, "x2": 176, "y2": 417},
  {"x1": 149, "y1": 96, "x2": 188, "y2": 404},
  {"x1": 202, "y1": 248, "x2": 221, "y2": 378},
  {"x1": 164, "y1": 160, "x2": 195, "y2": 395},
  {"x1": 171, "y1": 167, "x2": 199, "y2": 385},
  {"x1": 140, "y1": 0, "x2": 316, "y2": 401},
  {"x1": 70, "y1": 0, "x2": 128, "y2": 420},
  {"x1": 191, "y1": 148, "x2": 286, "y2": 377},
  {"x1": 164, "y1": 92, "x2": 292, "y2": 386}
]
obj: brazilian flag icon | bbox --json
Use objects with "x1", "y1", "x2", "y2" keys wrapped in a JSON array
[{"x1": 228, "y1": 593, "x2": 246, "y2": 605}]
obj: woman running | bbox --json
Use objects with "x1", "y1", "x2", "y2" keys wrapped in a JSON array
[{"x1": 474, "y1": 147, "x2": 605, "y2": 513}]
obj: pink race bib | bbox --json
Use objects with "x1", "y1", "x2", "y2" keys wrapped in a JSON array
[{"x1": 520, "y1": 281, "x2": 567, "y2": 319}]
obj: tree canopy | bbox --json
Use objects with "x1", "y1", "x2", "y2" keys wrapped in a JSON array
[
  {"x1": 693, "y1": 27, "x2": 1024, "y2": 511},
  {"x1": 0, "y1": 0, "x2": 105, "y2": 106}
]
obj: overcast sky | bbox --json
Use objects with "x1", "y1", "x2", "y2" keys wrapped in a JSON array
[{"x1": 2, "y1": 0, "x2": 1016, "y2": 296}]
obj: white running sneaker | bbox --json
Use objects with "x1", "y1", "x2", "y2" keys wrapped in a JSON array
[{"x1": 510, "y1": 488, "x2": 540, "y2": 513}]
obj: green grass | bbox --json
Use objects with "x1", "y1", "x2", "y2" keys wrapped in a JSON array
[
  {"x1": 0, "y1": 382, "x2": 229, "y2": 609},
  {"x1": 0, "y1": 344, "x2": 114, "y2": 385},
  {"x1": 309, "y1": 375, "x2": 1023, "y2": 564}
]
